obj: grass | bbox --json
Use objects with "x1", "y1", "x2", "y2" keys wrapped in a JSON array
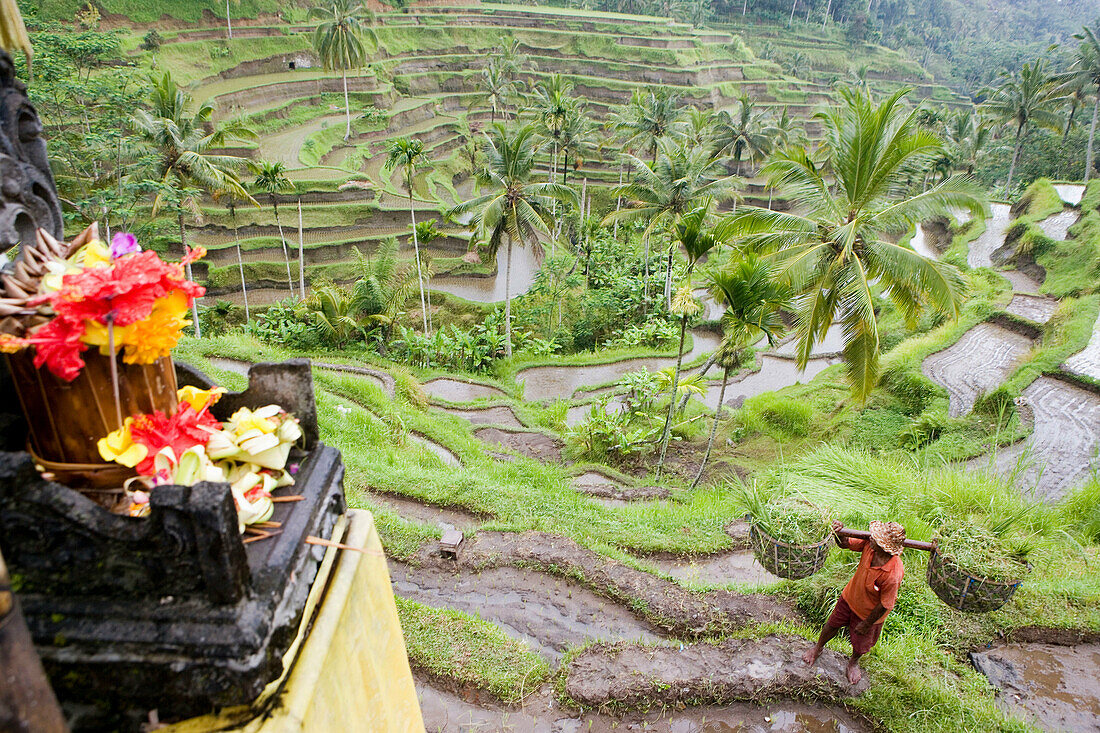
[{"x1": 395, "y1": 596, "x2": 550, "y2": 703}]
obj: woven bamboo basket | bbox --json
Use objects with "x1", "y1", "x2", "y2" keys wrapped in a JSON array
[
  {"x1": 6, "y1": 350, "x2": 178, "y2": 492},
  {"x1": 926, "y1": 548, "x2": 1028, "y2": 614},
  {"x1": 748, "y1": 520, "x2": 831, "y2": 580}
]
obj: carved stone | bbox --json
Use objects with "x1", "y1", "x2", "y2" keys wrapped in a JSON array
[
  {"x1": 0, "y1": 360, "x2": 346, "y2": 730},
  {"x1": 0, "y1": 49, "x2": 63, "y2": 249}
]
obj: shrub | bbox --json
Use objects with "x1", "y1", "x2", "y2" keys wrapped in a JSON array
[
  {"x1": 141, "y1": 30, "x2": 162, "y2": 52},
  {"x1": 742, "y1": 392, "x2": 812, "y2": 437},
  {"x1": 248, "y1": 299, "x2": 323, "y2": 350}
]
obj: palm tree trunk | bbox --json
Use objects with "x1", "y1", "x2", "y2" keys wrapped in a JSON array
[
  {"x1": 656, "y1": 314, "x2": 689, "y2": 478},
  {"x1": 226, "y1": 0, "x2": 233, "y2": 39},
  {"x1": 1086, "y1": 95, "x2": 1099, "y2": 183},
  {"x1": 1005, "y1": 121, "x2": 1026, "y2": 195},
  {"x1": 822, "y1": 0, "x2": 831, "y2": 28},
  {"x1": 742, "y1": 0, "x2": 747, "y2": 15},
  {"x1": 179, "y1": 212, "x2": 201, "y2": 339},
  {"x1": 297, "y1": 198, "x2": 306, "y2": 298},
  {"x1": 614, "y1": 161, "x2": 623, "y2": 240},
  {"x1": 342, "y1": 67, "x2": 351, "y2": 141},
  {"x1": 232, "y1": 205, "x2": 249, "y2": 323},
  {"x1": 504, "y1": 236, "x2": 514, "y2": 358},
  {"x1": 664, "y1": 230, "x2": 674, "y2": 309},
  {"x1": 642, "y1": 233, "x2": 650, "y2": 307},
  {"x1": 789, "y1": 0, "x2": 797, "y2": 26},
  {"x1": 272, "y1": 198, "x2": 294, "y2": 296},
  {"x1": 690, "y1": 365, "x2": 730, "y2": 490},
  {"x1": 410, "y1": 191, "x2": 429, "y2": 333}
]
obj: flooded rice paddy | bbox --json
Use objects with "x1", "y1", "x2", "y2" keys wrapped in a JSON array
[{"x1": 922, "y1": 323, "x2": 1034, "y2": 417}]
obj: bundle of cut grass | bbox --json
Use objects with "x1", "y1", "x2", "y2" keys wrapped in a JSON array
[
  {"x1": 927, "y1": 511, "x2": 1033, "y2": 613},
  {"x1": 738, "y1": 481, "x2": 833, "y2": 579}
]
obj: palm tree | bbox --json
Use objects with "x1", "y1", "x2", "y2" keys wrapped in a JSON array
[
  {"x1": 690, "y1": 255, "x2": 790, "y2": 489},
  {"x1": 654, "y1": 202, "x2": 729, "y2": 477},
  {"x1": 309, "y1": 0, "x2": 377, "y2": 141},
  {"x1": 530, "y1": 74, "x2": 576, "y2": 181},
  {"x1": 348, "y1": 238, "x2": 417, "y2": 346},
  {"x1": 301, "y1": 283, "x2": 363, "y2": 347},
  {"x1": 981, "y1": 58, "x2": 1065, "y2": 194},
  {"x1": 130, "y1": 71, "x2": 256, "y2": 338},
  {"x1": 712, "y1": 94, "x2": 773, "y2": 175},
  {"x1": 605, "y1": 141, "x2": 739, "y2": 306},
  {"x1": 943, "y1": 110, "x2": 992, "y2": 176},
  {"x1": 728, "y1": 88, "x2": 987, "y2": 401},
  {"x1": 249, "y1": 160, "x2": 296, "y2": 297},
  {"x1": 1061, "y1": 26, "x2": 1100, "y2": 182},
  {"x1": 383, "y1": 137, "x2": 431, "y2": 332},
  {"x1": 557, "y1": 106, "x2": 596, "y2": 184},
  {"x1": 448, "y1": 123, "x2": 578, "y2": 357},
  {"x1": 225, "y1": 0, "x2": 237, "y2": 40},
  {"x1": 609, "y1": 88, "x2": 688, "y2": 165},
  {"x1": 480, "y1": 60, "x2": 523, "y2": 125},
  {"x1": 227, "y1": 198, "x2": 249, "y2": 323}
]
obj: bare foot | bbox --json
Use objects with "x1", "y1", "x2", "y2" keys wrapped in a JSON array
[
  {"x1": 846, "y1": 660, "x2": 862, "y2": 685},
  {"x1": 802, "y1": 647, "x2": 820, "y2": 665}
]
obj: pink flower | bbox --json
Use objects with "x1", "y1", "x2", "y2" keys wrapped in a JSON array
[{"x1": 110, "y1": 232, "x2": 140, "y2": 260}]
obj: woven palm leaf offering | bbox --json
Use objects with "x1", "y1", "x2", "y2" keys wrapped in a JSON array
[
  {"x1": 927, "y1": 513, "x2": 1033, "y2": 613},
  {"x1": 0, "y1": 226, "x2": 303, "y2": 532},
  {"x1": 739, "y1": 481, "x2": 834, "y2": 579}
]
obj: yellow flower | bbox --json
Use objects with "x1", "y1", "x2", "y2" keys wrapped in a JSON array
[
  {"x1": 228, "y1": 406, "x2": 279, "y2": 436},
  {"x1": 82, "y1": 320, "x2": 135, "y2": 355},
  {"x1": 73, "y1": 239, "x2": 111, "y2": 269},
  {"x1": 118, "y1": 291, "x2": 190, "y2": 364},
  {"x1": 97, "y1": 418, "x2": 148, "y2": 468},
  {"x1": 177, "y1": 385, "x2": 226, "y2": 413}
]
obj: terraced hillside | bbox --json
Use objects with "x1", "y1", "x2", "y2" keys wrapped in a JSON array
[{"x1": 123, "y1": 3, "x2": 965, "y2": 306}]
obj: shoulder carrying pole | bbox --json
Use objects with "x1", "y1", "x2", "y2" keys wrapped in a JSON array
[{"x1": 836, "y1": 527, "x2": 936, "y2": 552}]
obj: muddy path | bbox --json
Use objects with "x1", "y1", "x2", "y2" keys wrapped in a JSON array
[
  {"x1": 565, "y1": 634, "x2": 867, "y2": 708},
  {"x1": 644, "y1": 549, "x2": 778, "y2": 588},
  {"x1": 516, "y1": 329, "x2": 722, "y2": 402},
  {"x1": 1005, "y1": 294, "x2": 1057, "y2": 324},
  {"x1": 427, "y1": 531, "x2": 796, "y2": 637},
  {"x1": 921, "y1": 322, "x2": 1034, "y2": 417},
  {"x1": 970, "y1": 642, "x2": 1100, "y2": 732},
  {"x1": 417, "y1": 679, "x2": 871, "y2": 733},
  {"x1": 392, "y1": 563, "x2": 662, "y2": 662},
  {"x1": 973, "y1": 376, "x2": 1100, "y2": 500},
  {"x1": 1036, "y1": 210, "x2": 1078, "y2": 242}
]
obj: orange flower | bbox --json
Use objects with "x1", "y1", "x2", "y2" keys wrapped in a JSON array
[{"x1": 118, "y1": 291, "x2": 190, "y2": 364}]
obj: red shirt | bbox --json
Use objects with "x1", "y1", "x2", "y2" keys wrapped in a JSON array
[{"x1": 840, "y1": 538, "x2": 904, "y2": 623}]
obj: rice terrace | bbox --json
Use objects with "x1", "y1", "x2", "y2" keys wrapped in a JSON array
[{"x1": 2, "y1": 0, "x2": 1100, "y2": 730}]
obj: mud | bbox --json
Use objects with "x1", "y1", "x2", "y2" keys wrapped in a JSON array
[
  {"x1": 702, "y1": 355, "x2": 841, "y2": 411},
  {"x1": 258, "y1": 113, "x2": 346, "y2": 168},
  {"x1": 1036, "y1": 210, "x2": 1078, "y2": 242},
  {"x1": 422, "y1": 377, "x2": 507, "y2": 402},
  {"x1": 1053, "y1": 184, "x2": 1086, "y2": 206},
  {"x1": 571, "y1": 471, "x2": 671, "y2": 502},
  {"x1": 979, "y1": 376, "x2": 1100, "y2": 500},
  {"x1": 429, "y1": 236, "x2": 539, "y2": 303},
  {"x1": 409, "y1": 432, "x2": 463, "y2": 467},
  {"x1": 391, "y1": 563, "x2": 661, "y2": 661},
  {"x1": 418, "y1": 680, "x2": 870, "y2": 732},
  {"x1": 517, "y1": 329, "x2": 721, "y2": 401},
  {"x1": 969, "y1": 203, "x2": 1012, "y2": 269},
  {"x1": 921, "y1": 323, "x2": 1034, "y2": 417},
  {"x1": 206, "y1": 356, "x2": 252, "y2": 376},
  {"x1": 1005, "y1": 295, "x2": 1058, "y2": 324},
  {"x1": 564, "y1": 634, "x2": 868, "y2": 708},
  {"x1": 315, "y1": 361, "x2": 395, "y2": 396},
  {"x1": 970, "y1": 642, "x2": 1100, "y2": 732},
  {"x1": 367, "y1": 491, "x2": 483, "y2": 532},
  {"x1": 1064, "y1": 312, "x2": 1100, "y2": 380},
  {"x1": 1001, "y1": 270, "x2": 1041, "y2": 294},
  {"x1": 435, "y1": 531, "x2": 796, "y2": 637},
  {"x1": 474, "y1": 428, "x2": 564, "y2": 462},
  {"x1": 439, "y1": 405, "x2": 524, "y2": 428},
  {"x1": 645, "y1": 549, "x2": 778, "y2": 588}
]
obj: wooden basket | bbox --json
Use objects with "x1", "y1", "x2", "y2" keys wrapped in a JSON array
[
  {"x1": 5, "y1": 350, "x2": 178, "y2": 491},
  {"x1": 925, "y1": 548, "x2": 1027, "y2": 614},
  {"x1": 748, "y1": 520, "x2": 831, "y2": 580}
]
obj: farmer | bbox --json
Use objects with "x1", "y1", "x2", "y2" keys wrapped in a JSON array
[{"x1": 802, "y1": 520, "x2": 906, "y2": 685}]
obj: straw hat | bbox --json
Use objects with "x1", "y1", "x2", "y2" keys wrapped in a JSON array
[{"x1": 869, "y1": 521, "x2": 906, "y2": 555}]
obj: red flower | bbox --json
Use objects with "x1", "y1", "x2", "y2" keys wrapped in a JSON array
[
  {"x1": 128, "y1": 403, "x2": 221, "y2": 476},
  {"x1": 26, "y1": 318, "x2": 88, "y2": 381}
]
